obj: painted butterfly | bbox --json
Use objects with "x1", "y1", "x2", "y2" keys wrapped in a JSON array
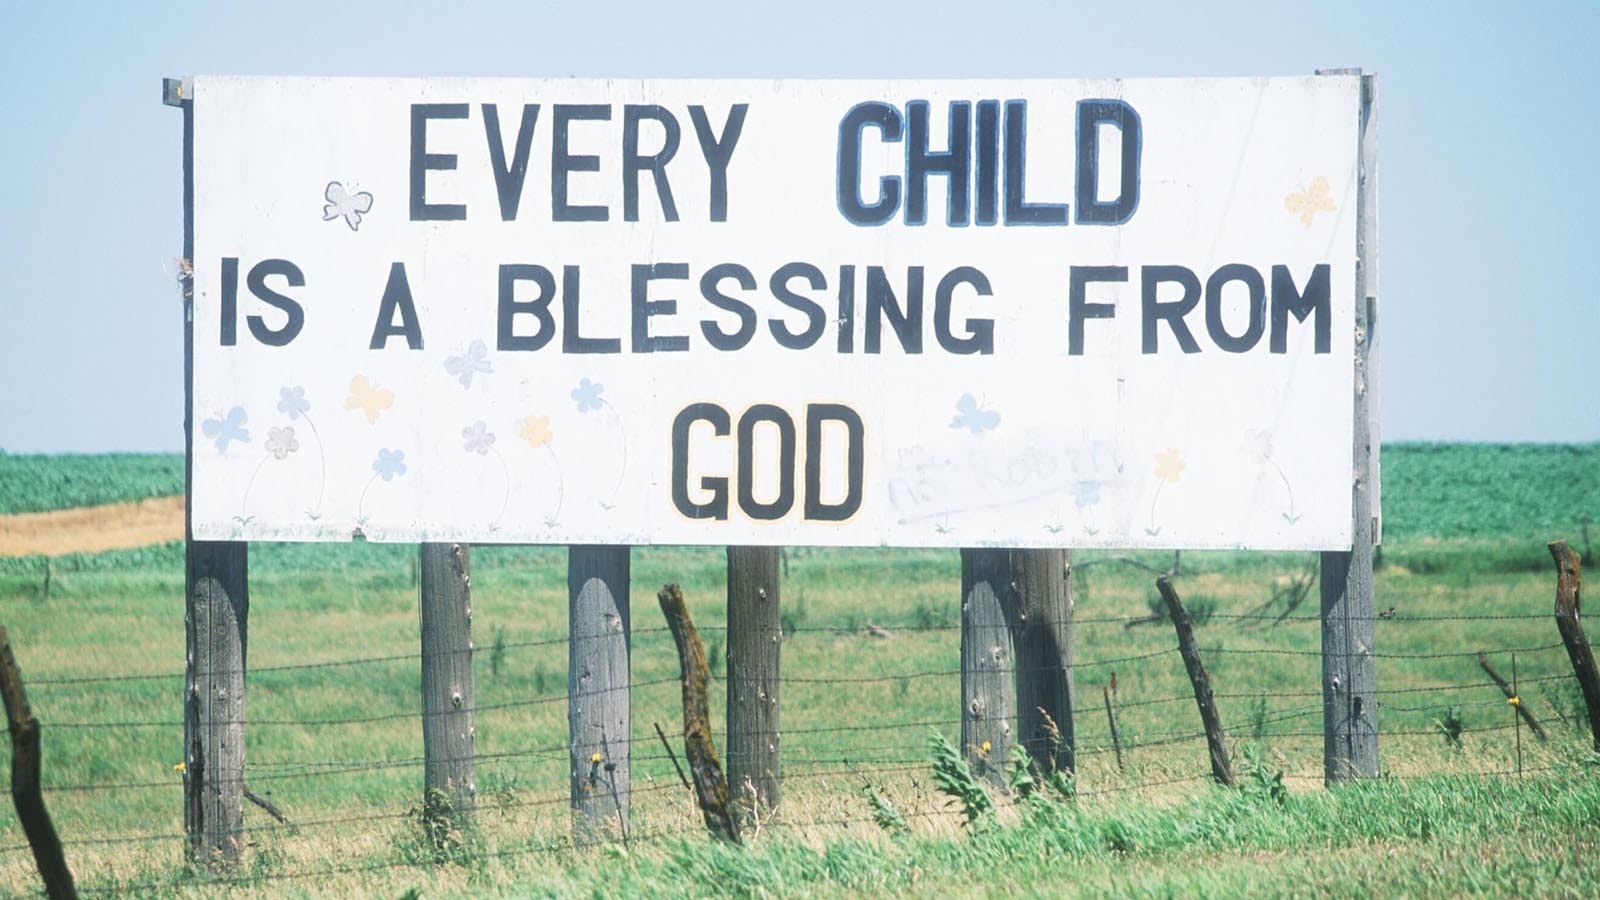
[
  {"x1": 1284, "y1": 176, "x2": 1335, "y2": 227},
  {"x1": 201, "y1": 406, "x2": 250, "y2": 453},
  {"x1": 949, "y1": 394, "x2": 1000, "y2": 434},
  {"x1": 344, "y1": 375, "x2": 395, "y2": 424},
  {"x1": 444, "y1": 339, "x2": 493, "y2": 388},
  {"x1": 324, "y1": 181, "x2": 374, "y2": 231}
]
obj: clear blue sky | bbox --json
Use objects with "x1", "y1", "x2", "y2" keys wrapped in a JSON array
[{"x1": 1, "y1": 0, "x2": 1596, "y2": 452}]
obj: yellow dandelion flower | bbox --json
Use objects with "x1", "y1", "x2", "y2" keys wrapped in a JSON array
[
  {"x1": 521, "y1": 414, "x2": 554, "y2": 450},
  {"x1": 980, "y1": 740, "x2": 992, "y2": 756},
  {"x1": 590, "y1": 751, "x2": 604, "y2": 764},
  {"x1": 173, "y1": 762, "x2": 186, "y2": 773},
  {"x1": 1508, "y1": 696, "x2": 1521, "y2": 707}
]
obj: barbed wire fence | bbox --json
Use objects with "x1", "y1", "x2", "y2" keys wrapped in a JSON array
[{"x1": 0, "y1": 544, "x2": 1595, "y2": 896}]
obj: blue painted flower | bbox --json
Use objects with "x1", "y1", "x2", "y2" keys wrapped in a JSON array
[
  {"x1": 949, "y1": 394, "x2": 999, "y2": 434},
  {"x1": 372, "y1": 448, "x2": 407, "y2": 481},
  {"x1": 571, "y1": 378, "x2": 605, "y2": 413},
  {"x1": 462, "y1": 420, "x2": 496, "y2": 455},
  {"x1": 201, "y1": 406, "x2": 250, "y2": 453},
  {"x1": 1073, "y1": 480, "x2": 1102, "y2": 508},
  {"x1": 277, "y1": 386, "x2": 310, "y2": 420}
]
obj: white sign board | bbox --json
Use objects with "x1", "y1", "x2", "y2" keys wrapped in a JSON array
[{"x1": 188, "y1": 75, "x2": 1361, "y2": 549}]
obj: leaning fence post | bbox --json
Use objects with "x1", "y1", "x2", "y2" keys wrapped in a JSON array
[
  {"x1": 726, "y1": 546, "x2": 781, "y2": 826},
  {"x1": 419, "y1": 543, "x2": 476, "y2": 832},
  {"x1": 1550, "y1": 540, "x2": 1600, "y2": 752},
  {"x1": 1013, "y1": 549, "x2": 1074, "y2": 775},
  {"x1": 961, "y1": 549, "x2": 1015, "y2": 786},
  {"x1": 0, "y1": 628, "x2": 76, "y2": 900},
  {"x1": 657, "y1": 583, "x2": 740, "y2": 844},
  {"x1": 1157, "y1": 576, "x2": 1235, "y2": 787},
  {"x1": 568, "y1": 545, "x2": 631, "y2": 841}
]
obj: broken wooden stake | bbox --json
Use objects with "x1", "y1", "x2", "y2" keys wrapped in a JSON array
[
  {"x1": 1103, "y1": 680, "x2": 1124, "y2": 772},
  {"x1": 1478, "y1": 651, "x2": 1549, "y2": 742},
  {"x1": 1156, "y1": 577, "x2": 1235, "y2": 787},
  {"x1": 657, "y1": 583, "x2": 740, "y2": 844}
]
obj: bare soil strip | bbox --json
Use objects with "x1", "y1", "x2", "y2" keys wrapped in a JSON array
[{"x1": 0, "y1": 496, "x2": 185, "y2": 557}]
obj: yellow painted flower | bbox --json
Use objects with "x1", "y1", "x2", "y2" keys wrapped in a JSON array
[
  {"x1": 520, "y1": 414, "x2": 554, "y2": 449},
  {"x1": 1153, "y1": 448, "x2": 1187, "y2": 482}
]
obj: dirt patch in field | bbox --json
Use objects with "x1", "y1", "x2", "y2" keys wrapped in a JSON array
[{"x1": 0, "y1": 496, "x2": 185, "y2": 557}]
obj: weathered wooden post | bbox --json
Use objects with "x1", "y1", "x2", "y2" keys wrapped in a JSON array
[
  {"x1": 961, "y1": 549, "x2": 1015, "y2": 784},
  {"x1": 172, "y1": 73, "x2": 250, "y2": 864},
  {"x1": 1550, "y1": 540, "x2": 1600, "y2": 752},
  {"x1": 1013, "y1": 549, "x2": 1074, "y2": 775},
  {"x1": 419, "y1": 543, "x2": 475, "y2": 829},
  {"x1": 726, "y1": 546, "x2": 781, "y2": 824},
  {"x1": 961, "y1": 548, "x2": 1074, "y2": 785},
  {"x1": 1318, "y1": 68, "x2": 1380, "y2": 784},
  {"x1": 568, "y1": 545, "x2": 630, "y2": 840},
  {"x1": 185, "y1": 540, "x2": 249, "y2": 865}
]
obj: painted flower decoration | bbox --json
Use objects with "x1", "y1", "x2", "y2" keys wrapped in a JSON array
[
  {"x1": 1073, "y1": 480, "x2": 1102, "y2": 508},
  {"x1": 462, "y1": 420, "x2": 496, "y2": 456},
  {"x1": 372, "y1": 448, "x2": 407, "y2": 481},
  {"x1": 520, "y1": 414, "x2": 554, "y2": 449},
  {"x1": 571, "y1": 378, "x2": 605, "y2": 413},
  {"x1": 277, "y1": 386, "x2": 310, "y2": 420},
  {"x1": 1153, "y1": 448, "x2": 1187, "y2": 483},
  {"x1": 1242, "y1": 428, "x2": 1274, "y2": 459},
  {"x1": 265, "y1": 426, "x2": 299, "y2": 460},
  {"x1": 201, "y1": 406, "x2": 250, "y2": 453}
]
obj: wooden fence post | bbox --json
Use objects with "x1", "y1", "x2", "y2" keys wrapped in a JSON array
[
  {"x1": 184, "y1": 540, "x2": 248, "y2": 866},
  {"x1": 170, "y1": 75, "x2": 249, "y2": 866},
  {"x1": 568, "y1": 545, "x2": 631, "y2": 841},
  {"x1": 1319, "y1": 67, "x2": 1380, "y2": 785},
  {"x1": 726, "y1": 546, "x2": 781, "y2": 825},
  {"x1": 1550, "y1": 540, "x2": 1600, "y2": 752},
  {"x1": 1013, "y1": 549, "x2": 1074, "y2": 775},
  {"x1": 1156, "y1": 576, "x2": 1235, "y2": 787},
  {"x1": 0, "y1": 627, "x2": 76, "y2": 900},
  {"x1": 419, "y1": 543, "x2": 475, "y2": 830},
  {"x1": 960, "y1": 549, "x2": 1014, "y2": 785}
]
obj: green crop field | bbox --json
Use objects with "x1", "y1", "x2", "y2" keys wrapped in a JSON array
[
  {"x1": 0, "y1": 452, "x2": 184, "y2": 515},
  {"x1": 0, "y1": 443, "x2": 1597, "y2": 897}
]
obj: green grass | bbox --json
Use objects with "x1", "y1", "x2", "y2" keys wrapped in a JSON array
[{"x1": 0, "y1": 443, "x2": 1598, "y2": 896}]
